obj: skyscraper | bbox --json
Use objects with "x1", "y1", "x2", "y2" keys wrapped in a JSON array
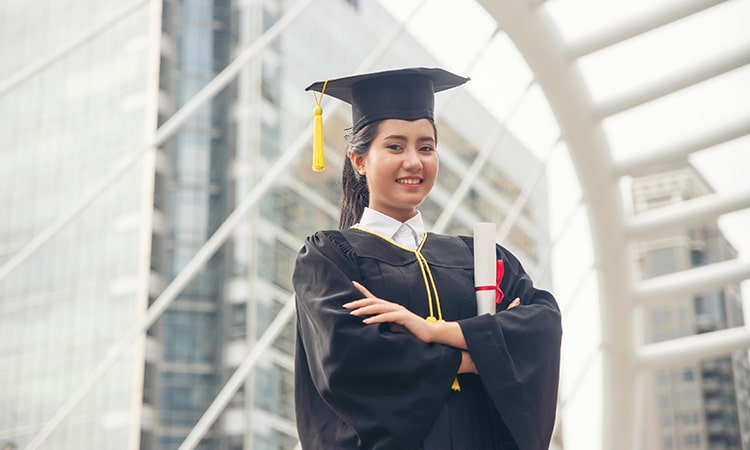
[
  {"x1": 0, "y1": 0, "x2": 159, "y2": 447},
  {"x1": 633, "y1": 161, "x2": 750, "y2": 450},
  {"x1": 0, "y1": 1, "x2": 552, "y2": 449}
]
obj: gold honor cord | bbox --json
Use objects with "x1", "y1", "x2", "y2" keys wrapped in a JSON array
[
  {"x1": 351, "y1": 228, "x2": 443, "y2": 321},
  {"x1": 351, "y1": 228, "x2": 460, "y2": 391},
  {"x1": 414, "y1": 245, "x2": 442, "y2": 322}
]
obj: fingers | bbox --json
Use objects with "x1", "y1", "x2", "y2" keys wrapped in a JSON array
[
  {"x1": 343, "y1": 281, "x2": 384, "y2": 312},
  {"x1": 343, "y1": 297, "x2": 386, "y2": 310},
  {"x1": 352, "y1": 280, "x2": 374, "y2": 297},
  {"x1": 345, "y1": 281, "x2": 393, "y2": 313},
  {"x1": 346, "y1": 281, "x2": 420, "y2": 331},
  {"x1": 362, "y1": 312, "x2": 402, "y2": 324},
  {"x1": 346, "y1": 301, "x2": 402, "y2": 317},
  {"x1": 344, "y1": 281, "x2": 401, "y2": 318}
]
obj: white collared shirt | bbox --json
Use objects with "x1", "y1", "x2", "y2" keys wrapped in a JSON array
[{"x1": 355, "y1": 207, "x2": 425, "y2": 250}]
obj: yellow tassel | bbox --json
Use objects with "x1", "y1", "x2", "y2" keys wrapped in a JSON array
[
  {"x1": 311, "y1": 79, "x2": 331, "y2": 173},
  {"x1": 312, "y1": 104, "x2": 325, "y2": 172}
]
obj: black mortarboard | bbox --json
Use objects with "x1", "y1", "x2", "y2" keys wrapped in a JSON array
[{"x1": 306, "y1": 67, "x2": 469, "y2": 171}]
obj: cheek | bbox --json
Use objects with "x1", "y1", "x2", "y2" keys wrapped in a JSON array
[
  {"x1": 370, "y1": 155, "x2": 398, "y2": 175},
  {"x1": 426, "y1": 155, "x2": 439, "y2": 175}
]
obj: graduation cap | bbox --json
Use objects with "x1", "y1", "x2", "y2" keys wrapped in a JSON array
[{"x1": 306, "y1": 67, "x2": 469, "y2": 171}]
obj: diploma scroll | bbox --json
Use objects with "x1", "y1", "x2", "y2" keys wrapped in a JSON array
[{"x1": 474, "y1": 222, "x2": 497, "y2": 316}]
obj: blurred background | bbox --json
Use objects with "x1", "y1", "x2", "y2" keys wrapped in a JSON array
[{"x1": 1, "y1": 0, "x2": 749, "y2": 449}]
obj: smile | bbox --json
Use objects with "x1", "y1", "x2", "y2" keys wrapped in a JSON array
[{"x1": 396, "y1": 178, "x2": 422, "y2": 185}]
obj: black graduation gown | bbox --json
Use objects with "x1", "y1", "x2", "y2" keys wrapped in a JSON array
[{"x1": 293, "y1": 229, "x2": 561, "y2": 450}]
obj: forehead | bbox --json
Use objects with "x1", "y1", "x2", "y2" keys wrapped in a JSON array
[{"x1": 374, "y1": 119, "x2": 435, "y2": 139}]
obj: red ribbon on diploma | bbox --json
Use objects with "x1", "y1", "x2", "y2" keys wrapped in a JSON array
[{"x1": 474, "y1": 260, "x2": 505, "y2": 304}]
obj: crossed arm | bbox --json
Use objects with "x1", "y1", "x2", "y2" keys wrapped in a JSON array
[{"x1": 344, "y1": 281, "x2": 520, "y2": 375}]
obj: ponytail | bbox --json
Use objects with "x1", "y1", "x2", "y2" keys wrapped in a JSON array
[
  {"x1": 339, "y1": 154, "x2": 368, "y2": 229},
  {"x1": 338, "y1": 122, "x2": 380, "y2": 229}
]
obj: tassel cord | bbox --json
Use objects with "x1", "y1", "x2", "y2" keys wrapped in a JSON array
[{"x1": 311, "y1": 79, "x2": 331, "y2": 172}]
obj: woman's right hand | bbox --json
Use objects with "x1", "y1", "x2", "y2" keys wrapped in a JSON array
[{"x1": 346, "y1": 281, "x2": 437, "y2": 343}]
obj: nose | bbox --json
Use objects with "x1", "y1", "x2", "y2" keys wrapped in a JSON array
[{"x1": 402, "y1": 148, "x2": 423, "y2": 171}]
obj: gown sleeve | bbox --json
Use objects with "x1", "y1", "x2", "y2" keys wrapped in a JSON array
[
  {"x1": 293, "y1": 231, "x2": 462, "y2": 450},
  {"x1": 457, "y1": 241, "x2": 562, "y2": 450}
]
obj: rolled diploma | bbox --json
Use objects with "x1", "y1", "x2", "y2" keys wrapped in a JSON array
[{"x1": 474, "y1": 222, "x2": 496, "y2": 316}]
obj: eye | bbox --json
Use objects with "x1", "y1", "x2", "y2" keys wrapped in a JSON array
[
  {"x1": 419, "y1": 145, "x2": 435, "y2": 152},
  {"x1": 386, "y1": 144, "x2": 403, "y2": 151}
]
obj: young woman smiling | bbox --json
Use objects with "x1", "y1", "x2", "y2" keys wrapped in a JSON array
[
  {"x1": 293, "y1": 68, "x2": 562, "y2": 450},
  {"x1": 350, "y1": 118, "x2": 438, "y2": 223}
]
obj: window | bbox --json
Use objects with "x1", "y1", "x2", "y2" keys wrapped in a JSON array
[
  {"x1": 690, "y1": 247, "x2": 705, "y2": 267},
  {"x1": 160, "y1": 372, "x2": 218, "y2": 426},
  {"x1": 684, "y1": 433, "x2": 701, "y2": 447},
  {"x1": 140, "y1": 430, "x2": 154, "y2": 450},
  {"x1": 681, "y1": 390, "x2": 698, "y2": 407},
  {"x1": 681, "y1": 411, "x2": 699, "y2": 425},
  {"x1": 163, "y1": 310, "x2": 218, "y2": 363},
  {"x1": 227, "y1": 435, "x2": 244, "y2": 450},
  {"x1": 647, "y1": 246, "x2": 680, "y2": 276},
  {"x1": 143, "y1": 362, "x2": 156, "y2": 404},
  {"x1": 231, "y1": 303, "x2": 247, "y2": 339}
]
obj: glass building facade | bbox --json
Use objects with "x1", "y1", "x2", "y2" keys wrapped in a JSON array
[
  {"x1": 141, "y1": 0, "x2": 232, "y2": 448},
  {"x1": 633, "y1": 162, "x2": 750, "y2": 450},
  {"x1": 0, "y1": 1, "x2": 551, "y2": 449},
  {"x1": 0, "y1": 0, "x2": 160, "y2": 447}
]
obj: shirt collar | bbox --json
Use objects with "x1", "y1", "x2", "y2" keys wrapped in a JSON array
[{"x1": 356, "y1": 207, "x2": 425, "y2": 246}]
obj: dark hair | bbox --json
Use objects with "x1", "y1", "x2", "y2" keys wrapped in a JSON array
[
  {"x1": 338, "y1": 120, "x2": 439, "y2": 229},
  {"x1": 338, "y1": 122, "x2": 380, "y2": 229}
]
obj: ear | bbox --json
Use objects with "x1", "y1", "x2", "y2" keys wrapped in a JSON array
[{"x1": 350, "y1": 152, "x2": 366, "y2": 176}]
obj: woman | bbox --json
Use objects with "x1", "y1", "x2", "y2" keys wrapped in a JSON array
[{"x1": 293, "y1": 68, "x2": 561, "y2": 450}]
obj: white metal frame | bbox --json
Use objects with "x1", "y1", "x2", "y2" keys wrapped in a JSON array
[{"x1": 477, "y1": 1, "x2": 750, "y2": 449}]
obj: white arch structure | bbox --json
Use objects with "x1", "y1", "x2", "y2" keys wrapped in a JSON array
[
  {"x1": 7, "y1": 1, "x2": 749, "y2": 449},
  {"x1": 476, "y1": 1, "x2": 750, "y2": 449}
]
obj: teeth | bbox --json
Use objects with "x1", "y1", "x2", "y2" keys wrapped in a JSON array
[{"x1": 397, "y1": 179, "x2": 421, "y2": 185}]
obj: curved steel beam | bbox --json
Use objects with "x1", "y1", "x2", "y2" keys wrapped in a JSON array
[
  {"x1": 634, "y1": 258, "x2": 750, "y2": 305},
  {"x1": 566, "y1": 0, "x2": 726, "y2": 58},
  {"x1": 595, "y1": 42, "x2": 750, "y2": 118},
  {"x1": 613, "y1": 115, "x2": 750, "y2": 177},
  {"x1": 625, "y1": 187, "x2": 750, "y2": 239},
  {"x1": 476, "y1": 1, "x2": 634, "y2": 449},
  {"x1": 637, "y1": 326, "x2": 750, "y2": 368}
]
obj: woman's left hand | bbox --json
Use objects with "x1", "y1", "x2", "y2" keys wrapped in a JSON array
[{"x1": 344, "y1": 281, "x2": 435, "y2": 343}]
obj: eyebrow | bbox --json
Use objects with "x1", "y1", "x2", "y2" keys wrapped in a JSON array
[{"x1": 382, "y1": 134, "x2": 435, "y2": 143}]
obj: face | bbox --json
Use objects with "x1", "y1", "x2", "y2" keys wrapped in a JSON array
[{"x1": 351, "y1": 118, "x2": 438, "y2": 222}]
